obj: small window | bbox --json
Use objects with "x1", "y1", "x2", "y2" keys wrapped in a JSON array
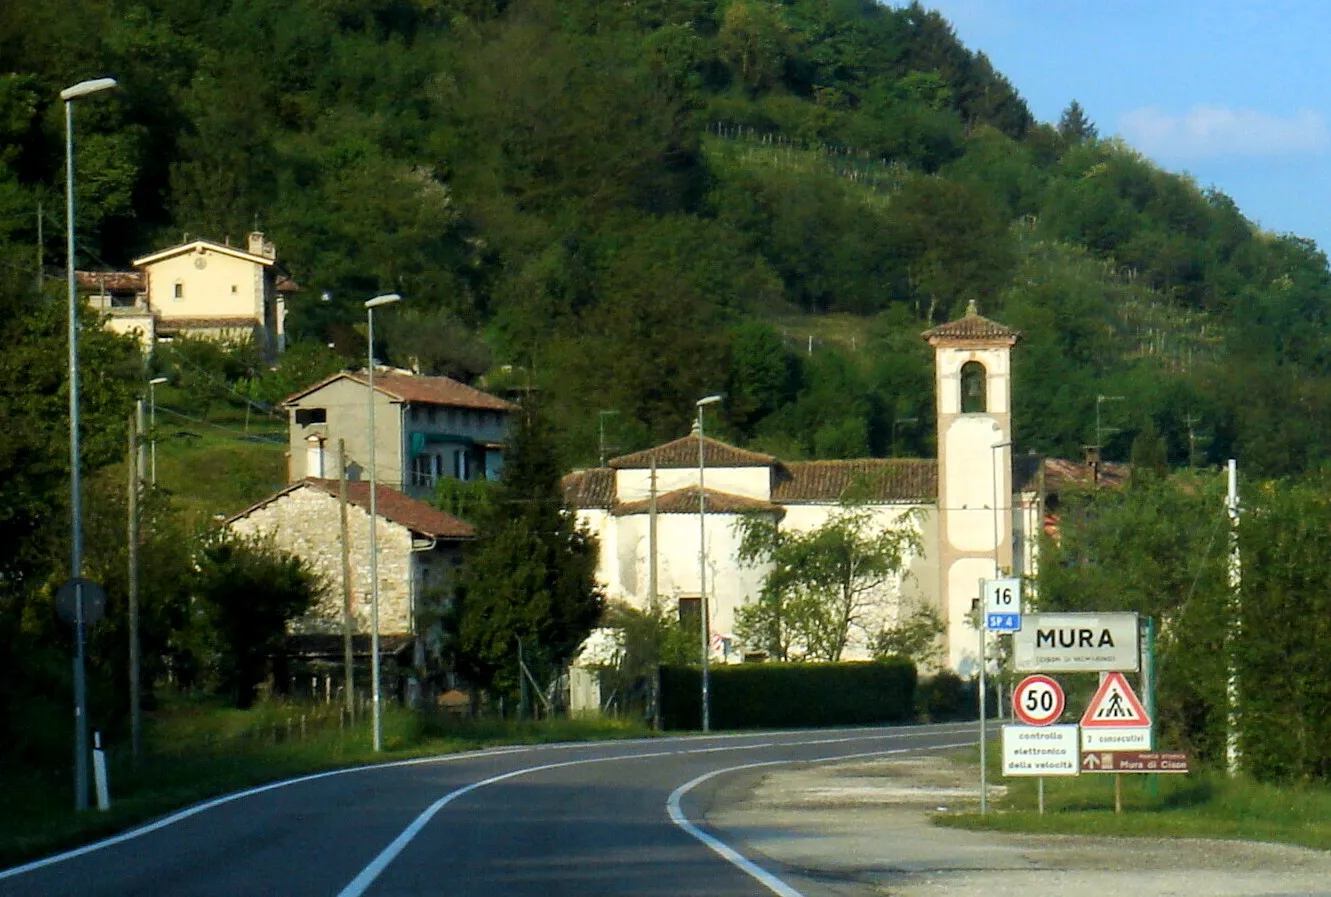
[
  {"x1": 678, "y1": 597, "x2": 701, "y2": 631},
  {"x1": 230, "y1": 284, "x2": 238, "y2": 294},
  {"x1": 173, "y1": 281, "x2": 184, "y2": 301},
  {"x1": 295, "y1": 407, "x2": 327, "y2": 426},
  {"x1": 961, "y1": 361, "x2": 987, "y2": 413}
]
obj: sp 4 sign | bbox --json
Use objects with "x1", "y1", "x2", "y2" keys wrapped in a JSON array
[
  {"x1": 1012, "y1": 674, "x2": 1065, "y2": 726},
  {"x1": 983, "y1": 578, "x2": 1022, "y2": 632}
]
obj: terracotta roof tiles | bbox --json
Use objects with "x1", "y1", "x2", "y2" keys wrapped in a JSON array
[
  {"x1": 281, "y1": 370, "x2": 517, "y2": 413},
  {"x1": 922, "y1": 300, "x2": 1019, "y2": 344},
  {"x1": 610, "y1": 434, "x2": 777, "y2": 469},
  {"x1": 772, "y1": 459, "x2": 938, "y2": 503},
  {"x1": 227, "y1": 479, "x2": 474, "y2": 540},
  {"x1": 562, "y1": 468, "x2": 616, "y2": 509},
  {"x1": 76, "y1": 270, "x2": 144, "y2": 292}
]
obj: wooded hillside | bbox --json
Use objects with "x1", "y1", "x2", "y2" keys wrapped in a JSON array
[{"x1": 3, "y1": 0, "x2": 1330, "y2": 477}]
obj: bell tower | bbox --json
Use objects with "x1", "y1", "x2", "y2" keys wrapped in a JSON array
[{"x1": 923, "y1": 301, "x2": 1020, "y2": 673}]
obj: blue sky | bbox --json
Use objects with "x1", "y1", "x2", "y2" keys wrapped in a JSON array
[{"x1": 916, "y1": 1, "x2": 1331, "y2": 256}]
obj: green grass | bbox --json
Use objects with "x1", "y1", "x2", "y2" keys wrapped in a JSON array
[
  {"x1": 153, "y1": 428, "x2": 287, "y2": 522},
  {"x1": 0, "y1": 698, "x2": 654, "y2": 869},
  {"x1": 936, "y1": 740, "x2": 1331, "y2": 851}
]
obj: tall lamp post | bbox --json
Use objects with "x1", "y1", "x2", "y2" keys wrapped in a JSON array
[
  {"x1": 696, "y1": 394, "x2": 722, "y2": 733},
  {"x1": 979, "y1": 438, "x2": 1012, "y2": 816},
  {"x1": 148, "y1": 376, "x2": 167, "y2": 486},
  {"x1": 365, "y1": 292, "x2": 402, "y2": 752},
  {"x1": 62, "y1": 75, "x2": 117, "y2": 812}
]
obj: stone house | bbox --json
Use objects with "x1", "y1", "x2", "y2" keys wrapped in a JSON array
[
  {"x1": 281, "y1": 369, "x2": 517, "y2": 499},
  {"x1": 79, "y1": 231, "x2": 298, "y2": 358},
  {"x1": 225, "y1": 478, "x2": 474, "y2": 671}
]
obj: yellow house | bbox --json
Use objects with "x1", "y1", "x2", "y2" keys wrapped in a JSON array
[{"x1": 79, "y1": 231, "x2": 296, "y2": 357}]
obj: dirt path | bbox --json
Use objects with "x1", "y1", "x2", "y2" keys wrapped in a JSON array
[{"x1": 707, "y1": 755, "x2": 1331, "y2": 897}]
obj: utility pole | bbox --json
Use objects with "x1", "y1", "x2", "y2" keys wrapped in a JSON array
[
  {"x1": 127, "y1": 406, "x2": 141, "y2": 763},
  {"x1": 1094, "y1": 394, "x2": 1125, "y2": 456},
  {"x1": 36, "y1": 202, "x2": 43, "y2": 295},
  {"x1": 1225, "y1": 459, "x2": 1241, "y2": 776},
  {"x1": 338, "y1": 439, "x2": 355, "y2": 722},
  {"x1": 597, "y1": 410, "x2": 619, "y2": 468}
]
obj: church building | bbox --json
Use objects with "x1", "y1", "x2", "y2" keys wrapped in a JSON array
[{"x1": 562, "y1": 304, "x2": 1074, "y2": 673}]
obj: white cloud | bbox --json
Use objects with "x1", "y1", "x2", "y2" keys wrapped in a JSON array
[{"x1": 1118, "y1": 105, "x2": 1328, "y2": 158}]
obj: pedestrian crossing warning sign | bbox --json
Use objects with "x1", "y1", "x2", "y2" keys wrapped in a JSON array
[{"x1": 1081, "y1": 671, "x2": 1151, "y2": 728}]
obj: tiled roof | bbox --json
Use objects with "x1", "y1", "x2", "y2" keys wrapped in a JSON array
[
  {"x1": 612, "y1": 486, "x2": 785, "y2": 517},
  {"x1": 227, "y1": 479, "x2": 474, "y2": 540},
  {"x1": 275, "y1": 275, "x2": 300, "y2": 293},
  {"x1": 772, "y1": 459, "x2": 938, "y2": 503},
  {"x1": 76, "y1": 270, "x2": 143, "y2": 291},
  {"x1": 562, "y1": 468, "x2": 615, "y2": 509},
  {"x1": 281, "y1": 370, "x2": 517, "y2": 412},
  {"x1": 922, "y1": 300, "x2": 1019, "y2": 344},
  {"x1": 133, "y1": 239, "x2": 273, "y2": 268},
  {"x1": 157, "y1": 316, "x2": 260, "y2": 331},
  {"x1": 610, "y1": 434, "x2": 777, "y2": 469}
]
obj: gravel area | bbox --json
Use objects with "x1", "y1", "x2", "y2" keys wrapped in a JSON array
[{"x1": 707, "y1": 756, "x2": 1331, "y2": 897}]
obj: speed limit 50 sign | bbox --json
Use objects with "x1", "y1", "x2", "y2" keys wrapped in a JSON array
[{"x1": 1013, "y1": 674, "x2": 1065, "y2": 727}]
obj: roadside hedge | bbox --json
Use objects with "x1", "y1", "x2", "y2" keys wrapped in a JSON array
[{"x1": 659, "y1": 659, "x2": 916, "y2": 730}]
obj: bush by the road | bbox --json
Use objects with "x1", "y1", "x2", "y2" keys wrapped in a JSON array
[{"x1": 660, "y1": 659, "x2": 916, "y2": 730}]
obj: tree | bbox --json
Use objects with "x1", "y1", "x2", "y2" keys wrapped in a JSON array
[
  {"x1": 734, "y1": 505, "x2": 922, "y2": 661},
  {"x1": 1057, "y1": 99, "x2": 1097, "y2": 145},
  {"x1": 454, "y1": 403, "x2": 604, "y2": 698},
  {"x1": 191, "y1": 532, "x2": 324, "y2": 708}
]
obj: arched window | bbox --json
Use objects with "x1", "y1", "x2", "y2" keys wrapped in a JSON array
[{"x1": 961, "y1": 361, "x2": 987, "y2": 413}]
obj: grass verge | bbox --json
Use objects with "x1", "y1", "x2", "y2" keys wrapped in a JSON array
[
  {"x1": 936, "y1": 740, "x2": 1331, "y2": 851},
  {"x1": 0, "y1": 700, "x2": 653, "y2": 870}
]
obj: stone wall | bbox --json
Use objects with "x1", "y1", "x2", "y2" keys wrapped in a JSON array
[{"x1": 230, "y1": 485, "x2": 415, "y2": 636}]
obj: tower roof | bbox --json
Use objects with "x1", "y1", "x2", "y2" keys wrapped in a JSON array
[{"x1": 922, "y1": 300, "x2": 1020, "y2": 345}]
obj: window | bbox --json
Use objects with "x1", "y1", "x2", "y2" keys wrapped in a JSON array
[
  {"x1": 678, "y1": 597, "x2": 701, "y2": 632},
  {"x1": 412, "y1": 453, "x2": 434, "y2": 487},
  {"x1": 961, "y1": 361, "x2": 987, "y2": 413},
  {"x1": 295, "y1": 407, "x2": 327, "y2": 426},
  {"x1": 173, "y1": 281, "x2": 184, "y2": 301},
  {"x1": 230, "y1": 284, "x2": 238, "y2": 294},
  {"x1": 453, "y1": 449, "x2": 469, "y2": 481}
]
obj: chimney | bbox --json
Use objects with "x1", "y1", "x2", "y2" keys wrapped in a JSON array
[
  {"x1": 1083, "y1": 444, "x2": 1101, "y2": 486},
  {"x1": 247, "y1": 231, "x2": 275, "y2": 260}
]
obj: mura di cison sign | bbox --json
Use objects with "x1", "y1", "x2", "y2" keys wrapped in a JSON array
[{"x1": 1013, "y1": 612, "x2": 1140, "y2": 673}]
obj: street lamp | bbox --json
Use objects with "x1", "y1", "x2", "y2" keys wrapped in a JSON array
[
  {"x1": 980, "y1": 437, "x2": 1012, "y2": 816},
  {"x1": 365, "y1": 292, "x2": 402, "y2": 752},
  {"x1": 149, "y1": 377, "x2": 167, "y2": 486},
  {"x1": 62, "y1": 75, "x2": 117, "y2": 812},
  {"x1": 597, "y1": 409, "x2": 619, "y2": 467},
  {"x1": 696, "y1": 394, "x2": 722, "y2": 733}
]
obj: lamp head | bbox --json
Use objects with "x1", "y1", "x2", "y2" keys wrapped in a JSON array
[
  {"x1": 149, "y1": 376, "x2": 168, "y2": 385},
  {"x1": 991, "y1": 440, "x2": 1013, "y2": 449},
  {"x1": 60, "y1": 78, "x2": 118, "y2": 101},
  {"x1": 696, "y1": 394, "x2": 722, "y2": 408},
  {"x1": 365, "y1": 293, "x2": 402, "y2": 309}
]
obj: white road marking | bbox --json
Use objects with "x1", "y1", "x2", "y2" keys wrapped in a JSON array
[
  {"x1": 666, "y1": 740, "x2": 977, "y2": 897},
  {"x1": 336, "y1": 728, "x2": 977, "y2": 896},
  {"x1": 1, "y1": 722, "x2": 977, "y2": 887}
]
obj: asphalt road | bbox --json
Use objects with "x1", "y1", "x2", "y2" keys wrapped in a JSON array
[{"x1": 1, "y1": 722, "x2": 978, "y2": 897}]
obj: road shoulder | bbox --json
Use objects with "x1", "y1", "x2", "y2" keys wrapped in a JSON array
[{"x1": 705, "y1": 754, "x2": 1331, "y2": 897}]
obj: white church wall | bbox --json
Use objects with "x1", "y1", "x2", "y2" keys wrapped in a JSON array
[{"x1": 614, "y1": 467, "x2": 770, "y2": 502}]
